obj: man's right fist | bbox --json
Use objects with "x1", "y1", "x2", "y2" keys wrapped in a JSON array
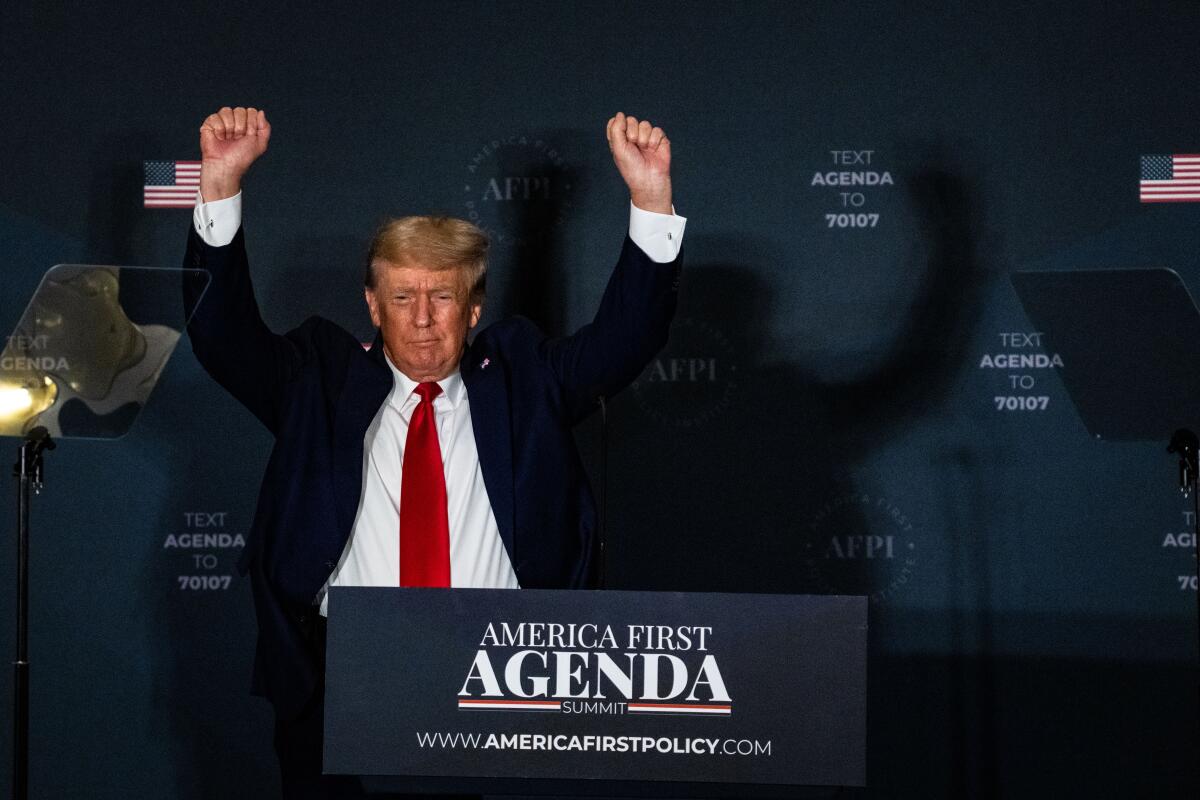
[{"x1": 198, "y1": 106, "x2": 271, "y2": 202}]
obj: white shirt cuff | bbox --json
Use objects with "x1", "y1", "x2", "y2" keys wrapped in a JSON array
[
  {"x1": 628, "y1": 201, "x2": 686, "y2": 263},
  {"x1": 193, "y1": 190, "x2": 243, "y2": 247}
]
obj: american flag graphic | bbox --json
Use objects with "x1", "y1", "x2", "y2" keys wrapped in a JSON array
[
  {"x1": 143, "y1": 160, "x2": 201, "y2": 208},
  {"x1": 1139, "y1": 154, "x2": 1200, "y2": 202}
]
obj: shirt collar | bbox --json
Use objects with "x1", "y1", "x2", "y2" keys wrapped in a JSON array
[{"x1": 383, "y1": 353, "x2": 465, "y2": 411}]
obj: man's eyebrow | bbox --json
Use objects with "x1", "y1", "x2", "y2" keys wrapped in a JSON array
[{"x1": 391, "y1": 283, "x2": 461, "y2": 294}]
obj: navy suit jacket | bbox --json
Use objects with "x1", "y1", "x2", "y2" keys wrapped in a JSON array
[{"x1": 183, "y1": 225, "x2": 680, "y2": 718}]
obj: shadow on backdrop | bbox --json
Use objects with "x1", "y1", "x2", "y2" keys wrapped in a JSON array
[
  {"x1": 490, "y1": 128, "x2": 590, "y2": 337},
  {"x1": 591, "y1": 159, "x2": 1000, "y2": 798}
]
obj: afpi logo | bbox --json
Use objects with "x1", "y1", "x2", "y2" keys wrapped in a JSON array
[
  {"x1": 462, "y1": 135, "x2": 574, "y2": 248},
  {"x1": 803, "y1": 492, "x2": 920, "y2": 605},
  {"x1": 631, "y1": 318, "x2": 738, "y2": 429}
]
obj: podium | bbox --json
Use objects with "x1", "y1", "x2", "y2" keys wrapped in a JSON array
[{"x1": 324, "y1": 588, "x2": 867, "y2": 797}]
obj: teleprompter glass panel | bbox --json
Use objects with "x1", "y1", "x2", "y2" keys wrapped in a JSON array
[
  {"x1": 1012, "y1": 268, "x2": 1200, "y2": 441},
  {"x1": 0, "y1": 265, "x2": 209, "y2": 439}
]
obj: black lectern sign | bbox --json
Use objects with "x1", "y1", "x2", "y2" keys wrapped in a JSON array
[{"x1": 324, "y1": 589, "x2": 866, "y2": 795}]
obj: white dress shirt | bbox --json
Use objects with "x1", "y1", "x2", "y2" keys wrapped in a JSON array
[
  {"x1": 192, "y1": 190, "x2": 687, "y2": 615},
  {"x1": 319, "y1": 362, "x2": 518, "y2": 614}
]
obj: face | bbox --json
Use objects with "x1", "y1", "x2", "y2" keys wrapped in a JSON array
[{"x1": 364, "y1": 261, "x2": 482, "y2": 382}]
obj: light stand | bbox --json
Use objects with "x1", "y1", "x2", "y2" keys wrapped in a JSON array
[
  {"x1": 12, "y1": 426, "x2": 54, "y2": 800},
  {"x1": 1166, "y1": 428, "x2": 1200, "y2": 734}
]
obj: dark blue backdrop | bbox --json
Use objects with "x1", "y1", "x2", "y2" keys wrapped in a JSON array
[{"x1": 1, "y1": 2, "x2": 1197, "y2": 797}]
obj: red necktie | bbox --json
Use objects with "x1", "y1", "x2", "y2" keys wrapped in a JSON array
[{"x1": 399, "y1": 382, "x2": 450, "y2": 587}]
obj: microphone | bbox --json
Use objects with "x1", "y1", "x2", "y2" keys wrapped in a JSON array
[
  {"x1": 17, "y1": 426, "x2": 55, "y2": 491},
  {"x1": 1167, "y1": 428, "x2": 1198, "y2": 496},
  {"x1": 24, "y1": 426, "x2": 56, "y2": 457}
]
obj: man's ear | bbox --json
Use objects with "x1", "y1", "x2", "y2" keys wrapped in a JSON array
[
  {"x1": 365, "y1": 288, "x2": 381, "y2": 328},
  {"x1": 468, "y1": 302, "x2": 482, "y2": 330}
]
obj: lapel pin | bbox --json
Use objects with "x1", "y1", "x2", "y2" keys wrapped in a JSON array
[{"x1": 480, "y1": 358, "x2": 490, "y2": 369}]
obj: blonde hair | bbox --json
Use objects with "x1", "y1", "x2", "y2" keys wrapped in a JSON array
[{"x1": 365, "y1": 215, "x2": 489, "y2": 303}]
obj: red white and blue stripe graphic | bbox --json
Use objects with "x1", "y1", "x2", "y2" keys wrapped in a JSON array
[
  {"x1": 627, "y1": 702, "x2": 732, "y2": 716},
  {"x1": 458, "y1": 699, "x2": 561, "y2": 712},
  {"x1": 1140, "y1": 154, "x2": 1200, "y2": 202},
  {"x1": 143, "y1": 160, "x2": 201, "y2": 208},
  {"x1": 457, "y1": 699, "x2": 732, "y2": 715}
]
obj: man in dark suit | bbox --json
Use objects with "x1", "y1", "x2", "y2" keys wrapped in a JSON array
[{"x1": 184, "y1": 107, "x2": 685, "y2": 798}]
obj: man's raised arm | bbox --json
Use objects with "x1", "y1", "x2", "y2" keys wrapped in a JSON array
[
  {"x1": 184, "y1": 106, "x2": 302, "y2": 433},
  {"x1": 541, "y1": 113, "x2": 687, "y2": 419}
]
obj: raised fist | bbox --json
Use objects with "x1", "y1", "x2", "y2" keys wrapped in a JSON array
[
  {"x1": 198, "y1": 106, "x2": 271, "y2": 201},
  {"x1": 606, "y1": 112, "x2": 672, "y2": 214}
]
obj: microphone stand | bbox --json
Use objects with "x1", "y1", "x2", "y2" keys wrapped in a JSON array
[
  {"x1": 1166, "y1": 428, "x2": 1200, "y2": 735},
  {"x1": 12, "y1": 426, "x2": 54, "y2": 800}
]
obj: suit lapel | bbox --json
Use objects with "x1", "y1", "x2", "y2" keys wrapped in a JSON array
[
  {"x1": 462, "y1": 344, "x2": 516, "y2": 564},
  {"x1": 332, "y1": 333, "x2": 392, "y2": 539}
]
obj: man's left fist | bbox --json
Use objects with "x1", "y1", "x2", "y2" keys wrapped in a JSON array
[{"x1": 606, "y1": 112, "x2": 672, "y2": 214}]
